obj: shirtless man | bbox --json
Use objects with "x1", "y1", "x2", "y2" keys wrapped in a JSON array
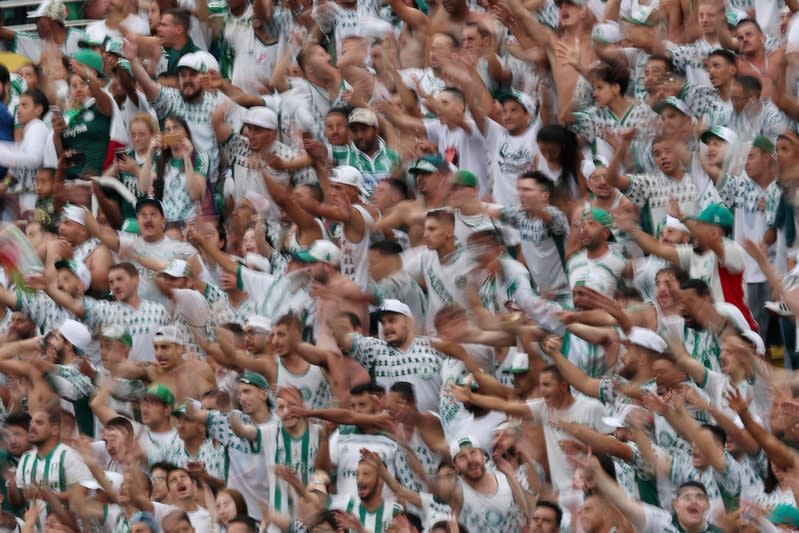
[
  {"x1": 115, "y1": 326, "x2": 216, "y2": 403},
  {"x1": 371, "y1": 154, "x2": 451, "y2": 246},
  {"x1": 499, "y1": 0, "x2": 597, "y2": 117},
  {"x1": 735, "y1": 19, "x2": 785, "y2": 101},
  {"x1": 390, "y1": 0, "x2": 428, "y2": 69}
]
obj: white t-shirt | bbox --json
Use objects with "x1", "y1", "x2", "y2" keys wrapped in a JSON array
[
  {"x1": 484, "y1": 118, "x2": 540, "y2": 206},
  {"x1": 525, "y1": 396, "x2": 609, "y2": 494},
  {"x1": 117, "y1": 232, "x2": 197, "y2": 305},
  {"x1": 424, "y1": 120, "x2": 488, "y2": 194}
]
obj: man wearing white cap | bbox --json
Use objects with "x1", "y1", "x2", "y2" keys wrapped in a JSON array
[
  {"x1": 0, "y1": 0, "x2": 84, "y2": 64},
  {"x1": 124, "y1": 37, "x2": 226, "y2": 184},
  {"x1": 212, "y1": 104, "x2": 314, "y2": 203},
  {"x1": 334, "y1": 299, "x2": 445, "y2": 413},
  {"x1": 436, "y1": 435, "x2": 526, "y2": 532},
  {"x1": 330, "y1": 108, "x2": 400, "y2": 196},
  {"x1": 113, "y1": 325, "x2": 216, "y2": 404},
  {"x1": 294, "y1": 239, "x2": 369, "y2": 349},
  {"x1": 56, "y1": 204, "x2": 114, "y2": 295}
]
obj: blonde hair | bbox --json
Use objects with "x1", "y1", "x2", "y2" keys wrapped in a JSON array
[{"x1": 130, "y1": 113, "x2": 159, "y2": 135}]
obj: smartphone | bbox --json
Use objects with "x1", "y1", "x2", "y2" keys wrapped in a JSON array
[
  {"x1": 162, "y1": 132, "x2": 183, "y2": 148},
  {"x1": 115, "y1": 148, "x2": 128, "y2": 161},
  {"x1": 49, "y1": 105, "x2": 62, "y2": 117}
]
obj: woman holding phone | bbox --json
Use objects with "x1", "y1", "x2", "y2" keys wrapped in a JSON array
[
  {"x1": 53, "y1": 50, "x2": 115, "y2": 180},
  {"x1": 138, "y1": 114, "x2": 208, "y2": 226},
  {"x1": 99, "y1": 113, "x2": 160, "y2": 224}
]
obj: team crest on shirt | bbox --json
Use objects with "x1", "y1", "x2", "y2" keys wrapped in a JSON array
[
  {"x1": 419, "y1": 364, "x2": 436, "y2": 380},
  {"x1": 83, "y1": 111, "x2": 94, "y2": 122},
  {"x1": 455, "y1": 276, "x2": 467, "y2": 289}
]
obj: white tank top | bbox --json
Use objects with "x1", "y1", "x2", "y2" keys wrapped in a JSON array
[
  {"x1": 337, "y1": 204, "x2": 374, "y2": 290},
  {"x1": 459, "y1": 471, "x2": 522, "y2": 533},
  {"x1": 277, "y1": 358, "x2": 332, "y2": 409}
]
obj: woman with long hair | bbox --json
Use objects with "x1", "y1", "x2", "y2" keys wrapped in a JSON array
[
  {"x1": 532, "y1": 124, "x2": 584, "y2": 212},
  {"x1": 138, "y1": 114, "x2": 208, "y2": 225}
]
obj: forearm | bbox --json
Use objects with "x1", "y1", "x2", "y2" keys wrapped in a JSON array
[{"x1": 184, "y1": 164, "x2": 207, "y2": 200}]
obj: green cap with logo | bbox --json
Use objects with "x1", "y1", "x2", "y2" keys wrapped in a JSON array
[
  {"x1": 583, "y1": 207, "x2": 615, "y2": 242},
  {"x1": 144, "y1": 383, "x2": 175, "y2": 408},
  {"x1": 450, "y1": 170, "x2": 479, "y2": 188},
  {"x1": 652, "y1": 96, "x2": 692, "y2": 117},
  {"x1": 691, "y1": 203, "x2": 733, "y2": 229},
  {"x1": 239, "y1": 370, "x2": 269, "y2": 390}
]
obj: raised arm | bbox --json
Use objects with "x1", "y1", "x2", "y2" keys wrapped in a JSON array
[
  {"x1": 539, "y1": 335, "x2": 601, "y2": 399},
  {"x1": 82, "y1": 207, "x2": 121, "y2": 252},
  {"x1": 122, "y1": 39, "x2": 162, "y2": 102},
  {"x1": 446, "y1": 384, "x2": 532, "y2": 419}
]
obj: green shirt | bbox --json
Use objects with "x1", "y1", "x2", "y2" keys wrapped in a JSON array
[
  {"x1": 163, "y1": 38, "x2": 200, "y2": 76},
  {"x1": 61, "y1": 101, "x2": 112, "y2": 179},
  {"x1": 330, "y1": 138, "x2": 399, "y2": 196}
]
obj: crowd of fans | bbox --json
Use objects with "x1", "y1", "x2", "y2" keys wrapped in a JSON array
[{"x1": 5, "y1": 0, "x2": 799, "y2": 531}]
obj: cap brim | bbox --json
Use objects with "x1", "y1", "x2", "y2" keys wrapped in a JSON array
[
  {"x1": 503, "y1": 368, "x2": 530, "y2": 374},
  {"x1": 292, "y1": 250, "x2": 317, "y2": 263}
]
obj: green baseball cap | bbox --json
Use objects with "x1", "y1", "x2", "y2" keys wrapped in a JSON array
[
  {"x1": 105, "y1": 38, "x2": 124, "y2": 56},
  {"x1": 752, "y1": 135, "x2": 775, "y2": 154},
  {"x1": 72, "y1": 49, "x2": 105, "y2": 77},
  {"x1": 691, "y1": 203, "x2": 734, "y2": 229},
  {"x1": 239, "y1": 371, "x2": 269, "y2": 390},
  {"x1": 100, "y1": 324, "x2": 133, "y2": 348},
  {"x1": 409, "y1": 153, "x2": 446, "y2": 174},
  {"x1": 583, "y1": 207, "x2": 615, "y2": 241},
  {"x1": 172, "y1": 404, "x2": 188, "y2": 417},
  {"x1": 450, "y1": 170, "x2": 479, "y2": 188},
  {"x1": 143, "y1": 383, "x2": 175, "y2": 408}
]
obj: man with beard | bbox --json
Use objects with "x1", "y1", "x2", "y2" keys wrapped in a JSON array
[
  {"x1": 332, "y1": 108, "x2": 400, "y2": 196},
  {"x1": 83, "y1": 200, "x2": 199, "y2": 307},
  {"x1": 328, "y1": 457, "x2": 403, "y2": 533},
  {"x1": 212, "y1": 105, "x2": 315, "y2": 203},
  {"x1": 566, "y1": 207, "x2": 626, "y2": 299},
  {"x1": 334, "y1": 299, "x2": 444, "y2": 413},
  {"x1": 530, "y1": 501, "x2": 563, "y2": 533},
  {"x1": 12, "y1": 403, "x2": 92, "y2": 503},
  {"x1": 125, "y1": 39, "x2": 226, "y2": 184},
  {"x1": 438, "y1": 436, "x2": 526, "y2": 532},
  {"x1": 449, "y1": 366, "x2": 608, "y2": 516}
]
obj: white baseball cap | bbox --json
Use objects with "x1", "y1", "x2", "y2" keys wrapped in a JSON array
[
  {"x1": 153, "y1": 325, "x2": 184, "y2": 346},
  {"x1": 378, "y1": 299, "x2": 412, "y2": 318},
  {"x1": 503, "y1": 351, "x2": 531, "y2": 374},
  {"x1": 591, "y1": 21, "x2": 623, "y2": 44},
  {"x1": 293, "y1": 240, "x2": 342, "y2": 267},
  {"x1": 348, "y1": 108, "x2": 379, "y2": 127},
  {"x1": 449, "y1": 435, "x2": 479, "y2": 459},
  {"x1": 242, "y1": 107, "x2": 278, "y2": 130},
  {"x1": 80, "y1": 471, "x2": 123, "y2": 492},
  {"x1": 62, "y1": 204, "x2": 86, "y2": 226},
  {"x1": 176, "y1": 52, "x2": 209, "y2": 73},
  {"x1": 740, "y1": 330, "x2": 766, "y2": 357},
  {"x1": 664, "y1": 215, "x2": 689, "y2": 233},
  {"x1": 58, "y1": 319, "x2": 91, "y2": 353},
  {"x1": 192, "y1": 50, "x2": 219, "y2": 72},
  {"x1": 330, "y1": 165, "x2": 367, "y2": 197},
  {"x1": 626, "y1": 327, "x2": 667, "y2": 354},
  {"x1": 244, "y1": 315, "x2": 271, "y2": 333},
  {"x1": 160, "y1": 260, "x2": 192, "y2": 278}
]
